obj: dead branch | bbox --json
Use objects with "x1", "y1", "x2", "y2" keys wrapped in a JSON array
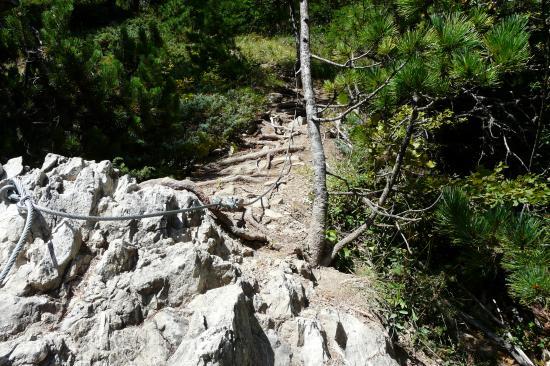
[
  {"x1": 326, "y1": 170, "x2": 352, "y2": 190},
  {"x1": 311, "y1": 53, "x2": 380, "y2": 69},
  {"x1": 328, "y1": 190, "x2": 383, "y2": 196},
  {"x1": 329, "y1": 102, "x2": 419, "y2": 262},
  {"x1": 503, "y1": 135, "x2": 529, "y2": 172},
  {"x1": 458, "y1": 285, "x2": 506, "y2": 327},
  {"x1": 395, "y1": 222, "x2": 412, "y2": 254},
  {"x1": 395, "y1": 192, "x2": 443, "y2": 216},
  {"x1": 361, "y1": 197, "x2": 420, "y2": 222}
]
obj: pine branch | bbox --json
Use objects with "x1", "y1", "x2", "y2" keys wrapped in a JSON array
[{"x1": 315, "y1": 62, "x2": 407, "y2": 123}]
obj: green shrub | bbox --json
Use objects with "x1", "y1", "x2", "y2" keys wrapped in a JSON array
[{"x1": 0, "y1": 0, "x2": 265, "y2": 175}]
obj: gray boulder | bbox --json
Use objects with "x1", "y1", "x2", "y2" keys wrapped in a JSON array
[{"x1": 0, "y1": 155, "x2": 400, "y2": 366}]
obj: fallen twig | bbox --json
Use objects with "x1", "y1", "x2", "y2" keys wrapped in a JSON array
[{"x1": 459, "y1": 311, "x2": 535, "y2": 366}]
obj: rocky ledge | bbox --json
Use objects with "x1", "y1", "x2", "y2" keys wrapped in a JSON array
[{"x1": 0, "y1": 155, "x2": 400, "y2": 366}]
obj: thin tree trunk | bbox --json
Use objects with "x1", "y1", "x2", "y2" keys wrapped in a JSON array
[
  {"x1": 529, "y1": 0, "x2": 549, "y2": 170},
  {"x1": 289, "y1": 0, "x2": 302, "y2": 89},
  {"x1": 299, "y1": 0, "x2": 328, "y2": 266}
]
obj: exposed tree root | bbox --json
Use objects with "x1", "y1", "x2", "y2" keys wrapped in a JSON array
[
  {"x1": 259, "y1": 134, "x2": 284, "y2": 141},
  {"x1": 245, "y1": 140, "x2": 279, "y2": 147},
  {"x1": 459, "y1": 311, "x2": 535, "y2": 366},
  {"x1": 244, "y1": 208, "x2": 271, "y2": 239},
  {"x1": 195, "y1": 174, "x2": 278, "y2": 187},
  {"x1": 217, "y1": 146, "x2": 304, "y2": 166},
  {"x1": 139, "y1": 177, "x2": 268, "y2": 244}
]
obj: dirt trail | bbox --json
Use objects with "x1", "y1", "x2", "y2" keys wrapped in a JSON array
[
  {"x1": 190, "y1": 87, "x2": 318, "y2": 257},
  {"x1": 186, "y1": 87, "x2": 399, "y2": 339}
]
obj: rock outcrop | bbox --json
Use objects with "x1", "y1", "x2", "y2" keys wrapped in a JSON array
[{"x1": 0, "y1": 155, "x2": 400, "y2": 366}]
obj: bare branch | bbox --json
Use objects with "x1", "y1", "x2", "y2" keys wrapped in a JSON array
[
  {"x1": 361, "y1": 196, "x2": 420, "y2": 222},
  {"x1": 459, "y1": 312, "x2": 535, "y2": 366},
  {"x1": 395, "y1": 192, "x2": 442, "y2": 216},
  {"x1": 311, "y1": 53, "x2": 380, "y2": 69},
  {"x1": 503, "y1": 135, "x2": 529, "y2": 172},
  {"x1": 329, "y1": 102, "x2": 419, "y2": 261},
  {"x1": 328, "y1": 190, "x2": 383, "y2": 196},
  {"x1": 395, "y1": 222, "x2": 412, "y2": 254},
  {"x1": 326, "y1": 170, "x2": 352, "y2": 190}
]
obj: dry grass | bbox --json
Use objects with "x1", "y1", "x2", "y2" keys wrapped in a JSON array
[{"x1": 236, "y1": 34, "x2": 295, "y2": 69}]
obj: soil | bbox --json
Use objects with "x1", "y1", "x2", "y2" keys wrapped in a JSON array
[
  {"x1": 191, "y1": 87, "x2": 330, "y2": 257},
  {"x1": 188, "y1": 86, "x2": 440, "y2": 366}
]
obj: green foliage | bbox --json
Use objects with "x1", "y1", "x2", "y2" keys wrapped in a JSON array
[
  {"x1": 320, "y1": 0, "x2": 548, "y2": 363},
  {"x1": 432, "y1": 13, "x2": 480, "y2": 53},
  {"x1": 236, "y1": 34, "x2": 295, "y2": 67},
  {"x1": 435, "y1": 188, "x2": 476, "y2": 245},
  {"x1": 436, "y1": 187, "x2": 550, "y2": 307},
  {"x1": 484, "y1": 15, "x2": 530, "y2": 70},
  {"x1": 236, "y1": 33, "x2": 296, "y2": 85},
  {"x1": 2, "y1": 0, "x2": 548, "y2": 362},
  {"x1": 0, "y1": 0, "x2": 266, "y2": 175},
  {"x1": 396, "y1": 0, "x2": 427, "y2": 23},
  {"x1": 450, "y1": 51, "x2": 497, "y2": 86},
  {"x1": 461, "y1": 163, "x2": 550, "y2": 208},
  {"x1": 317, "y1": 0, "x2": 533, "y2": 115},
  {"x1": 113, "y1": 157, "x2": 157, "y2": 181}
]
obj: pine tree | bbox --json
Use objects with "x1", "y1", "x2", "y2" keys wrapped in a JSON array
[
  {"x1": 312, "y1": 0, "x2": 539, "y2": 262},
  {"x1": 435, "y1": 187, "x2": 549, "y2": 307}
]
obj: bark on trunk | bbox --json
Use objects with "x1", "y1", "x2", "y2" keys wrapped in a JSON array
[{"x1": 299, "y1": 0, "x2": 328, "y2": 266}]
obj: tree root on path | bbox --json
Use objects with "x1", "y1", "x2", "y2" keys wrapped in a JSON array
[
  {"x1": 139, "y1": 177, "x2": 268, "y2": 244},
  {"x1": 216, "y1": 146, "x2": 305, "y2": 167},
  {"x1": 259, "y1": 134, "x2": 284, "y2": 141},
  {"x1": 195, "y1": 174, "x2": 277, "y2": 187}
]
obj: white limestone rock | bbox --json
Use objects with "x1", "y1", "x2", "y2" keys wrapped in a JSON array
[
  {"x1": 2, "y1": 157, "x2": 23, "y2": 179},
  {"x1": 0, "y1": 155, "x2": 402, "y2": 366}
]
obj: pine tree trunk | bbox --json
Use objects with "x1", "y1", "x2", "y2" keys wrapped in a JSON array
[
  {"x1": 289, "y1": 0, "x2": 302, "y2": 88},
  {"x1": 299, "y1": 0, "x2": 328, "y2": 266}
]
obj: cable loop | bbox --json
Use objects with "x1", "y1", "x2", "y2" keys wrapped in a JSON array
[{"x1": 0, "y1": 179, "x2": 34, "y2": 287}]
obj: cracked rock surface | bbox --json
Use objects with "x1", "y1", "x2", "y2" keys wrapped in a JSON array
[{"x1": 0, "y1": 155, "x2": 400, "y2": 366}]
